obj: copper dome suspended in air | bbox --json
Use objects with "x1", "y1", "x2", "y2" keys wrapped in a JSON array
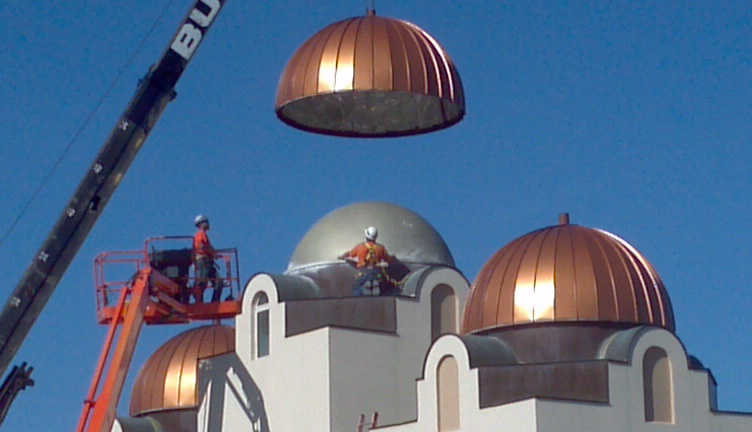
[
  {"x1": 462, "y1": 215, "x2": 675, "y2": 334},
  {"x1": 276, "y1": 11, "x2": 465, "y2": 137}
]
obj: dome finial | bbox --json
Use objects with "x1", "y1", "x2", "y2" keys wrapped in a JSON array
[
  {"x1": 559, "y1": 213, "x2": 570, "y2": 225},
  {"x1": 366, "y1": 0, "x2": 376, "y2": 16}
]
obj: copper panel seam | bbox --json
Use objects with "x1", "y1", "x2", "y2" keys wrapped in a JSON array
[
  {"x1": 479, "y1": 234, "x2": 526, "y2": 330},
  {"x1": 371, "y1": 16, "x2": 393, "y2": 89},
  {"x1": 302, "y1": 23, "x2": 336, "y2": 97},
  {"x1": 317, "y1": 20, "x2": 351, "y2": 93},
  {"x1": 554, "y1": 226, "x2": 577, "y2": 320},
  {"x1": 571, "y1": 227, "x2": 598, "y2": 320},
  {"x1": 506, "y1": 230, "x2": 542, "y2": 325},
  {"x1": 353, "y1": 17, "x2": 374, "y2": 90},
  {"x1": 615, "y1": 239, "x2": 653, "y2": 323},
  {"x1": 533, "y1": 227, "x2": 557, "y2": 321},
  {"x1": 412, "y1": 28, "x2": 440, "y2": 97},
  {"x1": 399, "y1": 22, "x2": 428, "y2": 94},
  {"x1": 385, "y1": 19, "x2": 410, "y2": 92},
  {"x1": 163, "y1": 332, "x2": 193, "y2": 408},
  {"x1": 419, "y1": 27, "x2": 453, "y2": 100},
  {"x1": 627, "y1": 246, "x2": 659, "y2": 324},
  {"x1": 148, "y1": 335, "x2": 182, "y2": 411},
  {"x1": 607, "y1": 232, "x2": 640, "y2": 323},
  {"x1": 499, "y1": 232, "x2": 541, "y2": 326},
  {"x1": 335, "y1": 18, "x2": 361, "y2": 92},
  {"x1": 596, "y1": 232, "x2": 630, "y2": 322},
  {"x1": 465, "y1": 234, "x2": 511, "y2": 331},
  {"x1": 287, "y1": 35, "x2": 318, "y2": 103},
  {"x1": 514, "y1": 228, "x2": 547, "y2": 323},
  {"x1": 180, "y1": 327, "x2": 212, "y2": 405},
  {"x1": 583, "y1": 229, "x2": 617, "y2": 322}
]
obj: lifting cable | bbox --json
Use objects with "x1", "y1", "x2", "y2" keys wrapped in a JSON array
[{"x1": 0, "y1": 0, "x2": 178, "y2": 252}]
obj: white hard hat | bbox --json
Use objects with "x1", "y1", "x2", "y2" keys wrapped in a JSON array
[
  {"x1": 365, "y1": 226, "x2": 378, "y2": 241},
  {"x1": 194, "y1": 214, "x2": 209, "y2": 226}
]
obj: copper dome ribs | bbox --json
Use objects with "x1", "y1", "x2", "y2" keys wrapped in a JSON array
[
  {"x1": 129, "y1": 325, "x2": 235, "y2": 416},
  {"x1": 276, "y1": 14, "x2": 465, "y2": 137},
  {"x1": 463, "y1": 223, "x2": 675, "y2": 334}
]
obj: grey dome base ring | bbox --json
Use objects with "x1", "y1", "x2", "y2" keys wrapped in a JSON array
[{"x1": 277, "y1": 90, "x2": 464, "y2": 138}]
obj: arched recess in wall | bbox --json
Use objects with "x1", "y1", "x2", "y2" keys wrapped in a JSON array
[
  {"x1": 643, "y1": 346, "x2": 674, "y2": 423},
  {"x1": 253, "y1": 292, "x2": 270, "y2": 359},
  {"x1": 431, "y1": 285, "x2": 456, "y2": 341},
  {"x1": 437, "y1": 355, "x2": 460, "y2": 431}
]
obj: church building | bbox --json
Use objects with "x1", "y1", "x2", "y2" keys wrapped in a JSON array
[{"x1": 113, "y1": 201, "x2": 752, "y2": 432}]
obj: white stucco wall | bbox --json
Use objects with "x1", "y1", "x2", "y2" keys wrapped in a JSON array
[
  {"x1": 378, "y1": 326, "x2": 752, "y2": 432},
  {"x1": 200, "y1": 268, "x2": 752, "y2": 432},
  {"x1": 379, "y1": 334, "x2": 537, "y2": 432},
  {"x1": 328, "y1": 267, "x2": 469, "y2": 431},
  {"x1": 236, "y1": 274, "x2": 332, "y2": 431}
]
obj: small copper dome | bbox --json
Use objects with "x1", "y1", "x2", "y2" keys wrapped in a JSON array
[
  {"x1": 462, "y1": 217, "x2": 674, "y2": 334},
  {"x1": 276, "y1": 12, "x2": 465, "y2": 137},
  {"x1": 129, "y1": 325, "x2": 234, "y2": 416}
]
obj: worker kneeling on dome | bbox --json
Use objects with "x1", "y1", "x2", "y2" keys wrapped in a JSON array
[{"x1": 338, "y1": 226, "x2": 403, "y2": 296}]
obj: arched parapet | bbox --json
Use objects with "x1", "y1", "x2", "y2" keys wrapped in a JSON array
[
  {"x1": 417, "y1": 334, "x2": 477, "y2": 429},
  {"x1": 237, "y1": 273, "x2": 321, "y2": 364},
  {"x1": 599, "y1": 326, "x2": 718, "y2": 427},
  {"x1": 422, "y1": 334, "x2": 518, "y2": 377},
  {"x1": 598, "y1": 325, "x2": 688, "y2": 368},
  {"x1": 402, "y1": 265, "x2": 468, "y2": 300},
  {"x1": 413, "y1": 334, "x2": 518, "y2": 429},
  {"x1": 401, "y1": 265, "x2": 469, "y2": 337},
  {"x1": 240, "y1": 273, "x2": 321, "y2": 310}
]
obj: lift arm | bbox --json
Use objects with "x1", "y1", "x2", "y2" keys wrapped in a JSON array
[
  {"x1": 77, "y1": 269, "x2": 152, "y2": 432},
  {"x1": 0, "y1": 0, "x2": 227, "y2": 381}
]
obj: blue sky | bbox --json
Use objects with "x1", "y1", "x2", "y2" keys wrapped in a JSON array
[{"x1": 1, "y1": 0, "x2": 750, "y2": 429}]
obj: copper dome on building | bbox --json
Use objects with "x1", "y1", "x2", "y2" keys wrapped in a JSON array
[
  {"x1": 462, "y1": 215, "x2": 674, "y2": 334},
  {"x1": 129, "y1": 325, "x2": 234, "y2": 416},
  {"x1": 276, "y1": 11, "x2": 465, "y2": 137}
]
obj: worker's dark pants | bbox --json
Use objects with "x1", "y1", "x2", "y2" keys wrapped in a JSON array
[
  {"x1": 195, "y1": 257, "x2": 221, "y2": 302},
  {"x1": 353, "y1": 268, "x2": 382, "y2": 296}
]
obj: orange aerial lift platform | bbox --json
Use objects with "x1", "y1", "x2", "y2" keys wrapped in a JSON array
[{"x1": 76, "y1": 237, "x2": 241, "y2": 432}]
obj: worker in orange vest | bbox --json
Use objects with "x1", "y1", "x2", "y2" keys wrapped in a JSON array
[
  {"x1": 338, "y1": 226, "x2": 395, "y2": 296},
  {"x1": 192, "y1": 214, "x2": 222, "y2": 303}
]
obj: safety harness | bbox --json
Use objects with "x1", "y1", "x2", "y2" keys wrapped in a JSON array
[{"x1": 362, "y1": 242, "x2": 406, "y2": 289}]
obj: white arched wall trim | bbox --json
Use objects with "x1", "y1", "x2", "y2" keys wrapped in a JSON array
[
  {"x1": 253, "y1": 292, "x2": 270, "y2": 359},
  {"x1": 643, "y1": 346, "x2": 674, "y2": 423},
  {"x1": 437, "y1": 355, "x2": 460, "y2": 431},
  {"x1": 431, "y1": 284, "x2": 457, "y2": 341}
]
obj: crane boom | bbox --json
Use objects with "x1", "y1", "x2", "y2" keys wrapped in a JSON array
[{"x1": 0, "y1": 0, "x2": 227, "y2": 381}]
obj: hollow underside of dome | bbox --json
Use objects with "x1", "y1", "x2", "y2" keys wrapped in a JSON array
[
  {"x1": 277, "y1": 90, "x2": 463, "y2": 137},
  {"x1": 462, "y1": 223, "x2": 675, "y2": 334}
]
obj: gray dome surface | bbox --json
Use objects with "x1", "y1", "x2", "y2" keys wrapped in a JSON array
[{"x1": 287, "y1": 202, "x2": 455, "y2": 273}]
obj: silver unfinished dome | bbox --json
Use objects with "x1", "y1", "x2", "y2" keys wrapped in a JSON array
[{"x1": 287, "y1": 202, "x2": 455, "y2": 273}]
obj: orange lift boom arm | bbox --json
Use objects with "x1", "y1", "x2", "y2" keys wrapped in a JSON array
[{"x1": 77, "y1": 269, "x2": 152, "y2": 432}]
